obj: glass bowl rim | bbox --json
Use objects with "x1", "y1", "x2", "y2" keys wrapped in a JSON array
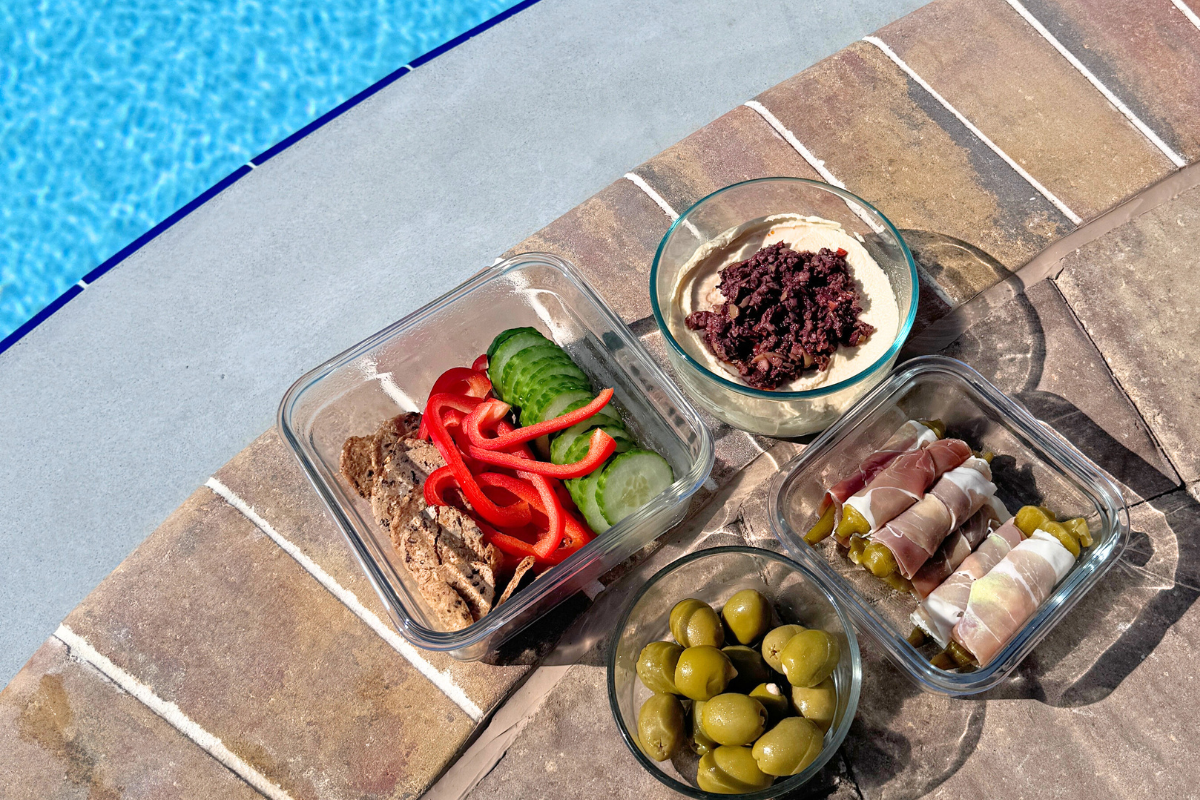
[
  {"x1": 649, "y1": 177, "x2": 920, "y2": 400},
  {"x1": 605, "y1": 545, "x2": 863, "y2": 799}
]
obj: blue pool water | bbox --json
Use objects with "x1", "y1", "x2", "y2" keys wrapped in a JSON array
[{"x1": 0, "y1": 0, "x2": 519, "y2": 342}]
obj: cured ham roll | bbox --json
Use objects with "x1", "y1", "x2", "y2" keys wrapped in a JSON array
[
  {"x1": 951, "y1": 528, "x2": 1076, "y2": 666},
  {"x1": 864, "y1": 456, "x2": 995, "y2": 578},
  {"x1": 911, "y1": 497, "x2": 1010, "y2": 599},
  {"x1": 910, "y1": 519, "x2": 1024, "y2": 647},
  {"x1": 834, "y1": 438, "x2": 972, "y2": 545},
  {"x1": 820, "y1": 420, "x2": 939, "y2": 513}
]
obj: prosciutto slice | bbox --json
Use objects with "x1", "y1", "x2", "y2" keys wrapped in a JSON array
[
  {"x1": 952, "y1": 529, "x2": 1076, "y2": 666},
  {"x1": 910, "y1": 519, "x2": 1024, "y2": 647},
  {"x1": 869, "y1": 457, "x2": 996, "y2": 579},
  {"x1": 836, "y1": 438, "x2": 972, "y2": 544},
  {"x1": 911, "y1": 497, "x2": 1010, "y2": 599},
  {"x1": 821, "y1": 420, "x2": 938, "y2": 513}
]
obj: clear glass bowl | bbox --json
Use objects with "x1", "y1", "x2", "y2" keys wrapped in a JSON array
[
  {"x1": 278, "y1": 253, "x2": 715, "y2": 659},
  {"x1": 607, "y1": 546, "x2": 862, "y2": 798},
  {"x1": 769, "y1": 356, "x2": 1129, "y2": 694},
  {"x1": 650, "y1": 178, "x2": 919, "y2": 437}
]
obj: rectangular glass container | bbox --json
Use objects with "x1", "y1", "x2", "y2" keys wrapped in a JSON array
[
  {"x1": 769, "y1": 356, "x2": 1128, "y2": 694},
  {"x1": 279, "y1": 253, "x2": 715, "y2": 660}
]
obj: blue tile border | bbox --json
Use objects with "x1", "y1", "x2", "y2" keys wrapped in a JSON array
[{"x1": 1, "y1": 0, "x2": 545, "y2": 358}]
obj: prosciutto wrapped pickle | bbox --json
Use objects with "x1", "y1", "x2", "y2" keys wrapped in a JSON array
[
  {"x1": 951, "y1": 528, "x2": 1077, "y2": 666},
  {"x1": 910, "y1": 519, "x2": 1025, "y2": 647},
  {"x1": 864, "y1": 457, "x2": 998, "y2": 581},
  {"x1": 911, "y1": 497, "x2": 1010, "y2": 599},
  {"x1": 833, "y1": 438, "x2": 972, "y2": 545}
]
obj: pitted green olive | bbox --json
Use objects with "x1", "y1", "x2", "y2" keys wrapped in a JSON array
[
  {"x1": 670, "y1": 598, "x2": 725, "y2": 648},
  {"x1": 791, "y1": 677, "x2": 837, "y2": 733},
  {"x1": 722, "y1": 646, "x2": 770, "y2": 694},
  {"x1": 722, "y1": 589, "x2": 771, "y2": 645},
  {"x1": 752, "y1": 717, "x2": 823, "y2": 776},
  {"x1": 700, "y1": 693, "x2": 768, "y2": 747},
  {"x1": 696, "y1": 746, "x2": 774, "y2": 794},
  {"x1": 674, "y1": 645, "x2": 737, "y2": 701},
  {"x1": 781, "y1": 629, "x2": 840, "y2": 688},
  {"x1": 636, "y1": 641, "x2": 683, "y2": 695},
  {"x1": 761, "y1": 624, "x2": 806, "y2": 673},
  {"x1": 637, "y1": 693, "x2": 685, "y2": 762},
  {"x1": 749, "y1": 683, "x2": 791, "y2": 727},
  {"x1": 690, "y1": 699, "x2": 717, "y2": 756}
]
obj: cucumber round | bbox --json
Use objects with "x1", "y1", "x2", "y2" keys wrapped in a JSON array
[
  {"x1": 573, "y1": 462, "x2": 613, "y2": 535},
  {"x1": 488, "y1": 331, "x2": 551, "y2": 399},
  {"x1": 511, "y1": 353, "x2": 587, "y2": 407},
  {"x1": 487, "y1": 327, "x2": 539, "y2": 361},
  {"x1": 519, "y1": 381, "x2": 591, "y2": 427},
  {"x1": 558, "y1": 396, "x2": 623, "y2": 429},
  {"x1": 530, "y1": 387, "x2": 595, "y2": 427},
  {"x1": 500, "y1": 344, "x2": 567, "y2": 404},
  {"x1": 555, "y1": 425, "x2": 633, "y2": 465},
  {"x1": 596, "y1": 450, "x2": 675, "y2": 525},
  {"x1": 550, "y1": 420, "x2": 629, "y2": 464}
]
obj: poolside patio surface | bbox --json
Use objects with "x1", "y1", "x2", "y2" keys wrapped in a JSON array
[{"x1": 4, "y1": 0, "x2": 1200, "y2": 797}]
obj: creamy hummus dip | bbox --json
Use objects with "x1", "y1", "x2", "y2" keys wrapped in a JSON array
[{"x1": 669, "y1": 214, "x2": 900, "y2": 392}]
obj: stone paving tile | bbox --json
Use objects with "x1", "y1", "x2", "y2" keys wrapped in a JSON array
[
  {"x1": 756, "y1": 41, "x2": 1073, "y2": 276},
  {"x1": 214, "y1": 427, "x2": 532, "y2": 713},
  {"x1": 1055, "y1": 184, "x2": 1200, "y2": 482},
  {"x1": 930, "y1": 278, "x2": 1179, "y2": 503},
  {"x1": 1021, "y1": 0, "x2": 1200, "y2": 164},
  {"x1": 878, "y1": 0, "x2": 1174, "y2": 220},
  {"x1": 0, "y1": 637, "x2": 261, "y2": 800},
  {"x1": 505, "y1": 177, "x2": 672, "y2": 324},
  {"x1": 63, "y1": 489, "x2": 475, "y2": 800}
]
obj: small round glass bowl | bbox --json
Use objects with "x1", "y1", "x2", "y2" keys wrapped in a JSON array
[
  {"x1": 650, "y1": 178, "x2": 918, "y2": 437},
  {"x1": 607, "y1": 546, "x2": 862, "y2": 798}
]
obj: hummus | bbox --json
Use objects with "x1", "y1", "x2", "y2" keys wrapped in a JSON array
[{"x1": 668, "y1": 214, "x2": 900, "y2": 392}]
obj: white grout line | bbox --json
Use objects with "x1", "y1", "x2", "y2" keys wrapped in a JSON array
[
  {"x1": 1004, "y1": 0, "x2": 1187, "y2": 168},
  {"x1": 75, "y1": 280, "x2": 87, "y2": 289},
  {"x1": 742, "y1": 101, "x2": 885, "y2": 234},
  {"x1": 1171, "y1": 0, "x2": 1200, "y2": 32},
  {"x1": 623, "y1": 172, "x2": 702, "y2": 238},
  {"x1": 54, "y1": 624, "x2": 295, "y2": 800},
  {"x1": 863, "y1": 36, "x2": 1084, "y2": 225},
  {"x1": 204, "y1": 478, "x2": 483, "y2": 721}
]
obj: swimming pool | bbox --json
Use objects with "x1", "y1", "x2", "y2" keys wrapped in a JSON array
[{"x1": 0, "y1": 0, "x2": 521, "y2": 342}]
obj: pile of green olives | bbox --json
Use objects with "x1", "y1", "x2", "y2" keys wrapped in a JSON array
[{"x1": 633, "y1": 590, "x2": 843, "y2": 794}]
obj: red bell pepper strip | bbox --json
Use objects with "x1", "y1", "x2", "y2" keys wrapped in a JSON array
[
  {"x1": 472, "y1": 353, "x2": 489, "y2": 372},
  {"x1": 423, "y1": 465, "x2": 460, "y2": 507},
  {"x1": 430, "y1": 367, "x2": 492, "y2": 399},
  {"x1": 417, "y1": 393, "x2": 480, "y2": 440},
  {"x1": 475, "y1": 472, "x2": 591, "y2": 561},
  {"x1": 425, "y1": 393, "x2": 531, "y2": 528},
  {"x1": 467, "y1": 428, "x2": 616, "y2": 479},
  {"x1": 465, "y1": 389, "x2": 615, "y2": 451}
]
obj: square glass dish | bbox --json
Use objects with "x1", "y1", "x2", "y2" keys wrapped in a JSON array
[
  {"x1": 278, "y1": 253, "x2": 715, "y2": 660},
  {"x1": 768, "y1": 356, "x2": 1128, "y2": 694}
]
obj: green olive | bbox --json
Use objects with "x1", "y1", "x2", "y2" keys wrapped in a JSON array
[
  {"x1": 636, "y1": 641, "x2": 683, "y2": 695},
  {"x1": 781, "y1": 629, "x2": 841, "y2": 688},
  {"x1": 697, "y1": 746, "x2": 774, "y2": 794},
  {"x1": 670, "y1": 598, "x2": 725, "y2": 648},
  {"x1": 761, "y1": 624, "x2": 806, "y2": 673},
  {"x1": 674, "y1": 645, "x2": 737, "y2": 701},
  {"x1": 637, "y1": 693, "x2": 685, "y2": 762},
  {"x1": 752, "y1": 717, "x2": 823, "y2": 776},
  {"x1": 722, "y1": 589, "x2": 772, "y2": 645},
  {"x1": 1015, "y1": 505, "x2": 1054, "y2": 537},
  {"x1": 700, "y1": 693, "x2": 768, "y2": 746},
  {"x1": 749, "y1": 683, "x2": 791, "y2": 726},
  {"x1": 722, "y1": 646, "x2": 770, "y2": 693},
  {"x1": 690, "y1": 699, "x2": 717, "y2": 756},
  {"x1": 791, "y1": 677, "x2": 837, "y2": 733}
]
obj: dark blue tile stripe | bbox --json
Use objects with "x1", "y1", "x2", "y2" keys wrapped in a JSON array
[
  {"x1": 0, "y1": 285, "x2": 84, "y2": 356},
  {"x1": 4, "y1": 0, "x2": 545, "y2": 356}
]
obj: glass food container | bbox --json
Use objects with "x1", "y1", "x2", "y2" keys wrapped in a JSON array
[
  {"x1": 650, "y1": 178, "x2": 918, "y2": 437},
  {"x1": 608, "y1": 546, "x2": 861, "y2": 798},
  {"x1": 769, "y1": 355, "x2": 1129, "y2": 694},
  {"x1": 279, "y1": 253, "x2": 715, "y2": 660}
]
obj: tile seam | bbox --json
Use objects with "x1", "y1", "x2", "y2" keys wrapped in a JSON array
[
  {"x1": 1170, "y1": 0, "x2": 1200, "y2": 32},
  {"x1": 622, "y1": 172, "x2": 701, "y2": 238},
  {"x1": 1004, "y1": 0, "x2": 1187, "y2": 168},
  {"x1": 862, "y1": 36, "x2": 1083, "y2": 226},
  {"x1": 204, "y1": 478, "x2": 483, "y2": 721},
  {"x1": 53, "y1": 624, "x2": 293, "y2": 800}
]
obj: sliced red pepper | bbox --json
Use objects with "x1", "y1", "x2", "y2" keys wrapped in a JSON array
[
  {"x1": 475, "y1": 472, "x2": 572, "y2": 560},
  {"x1": 472, "y1": 353, "x2": 489, "y2": 372},
  {"x1": 475, "y1": 517, "x2": 540, "y2": 559},
  {"x1": 425, "y1": 393, "x2": 530, "y2": 528},
  {"x1": 423, "y1": 465, "x2": 460, "y2": 507},
  {"x1": 466, "y1": 428, "x2": 616, "y2": 479},
  {"x1": 465, "y1": 389, "x2": 615, "y2": 451},
  {"x1": 418, "y1": 394, "x2": 479, "y2": 440},
  {"x1": 430, "y1": 366, "x2": 492, "y2": 399}
]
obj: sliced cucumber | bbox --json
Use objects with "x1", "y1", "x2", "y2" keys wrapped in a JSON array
[
  {"x1": 574, "y1": 462, "x2": 613, "y2": 535},
  {"x1": 596, "y1": 450, "x2": 675, "y2": 525},
  {"x1": 556, "y1": 425, "x2": 633, "y2": 465},
  {"x1": 532, "y1": 387, "x2": 595, "y2": 427},
  {"x1": 501, "y1": 344, "x2": 565, "y2": 403},
  {"x1": 488, "y1": 331, "x2": 550, "y2": 398},
  {"x1": 487, "y1": 327, "x2": 539, "y2": 361},
  {"x1": 551, "y1": 420, "x2": 628, "y2": 464},
  {"x1": 511, "y1": 353, "x2": 587, "y2": 407},
  {"x1": 519, "y1": 381, "x2": 590, "y2": 427},
  {"x1": 559, "y1": 396, "x2": 623, "y2": 429}
]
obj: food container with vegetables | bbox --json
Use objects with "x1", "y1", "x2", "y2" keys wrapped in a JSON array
[
  {"x1": 609, "y1": 546, "x2": 861, "y2": 797},
  {"x1": 278, "y1": 253, "x2": 715, "y2": 660},
  {"x1": 769, "y1": 356, "x2": 1128, "y2": 694}
]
